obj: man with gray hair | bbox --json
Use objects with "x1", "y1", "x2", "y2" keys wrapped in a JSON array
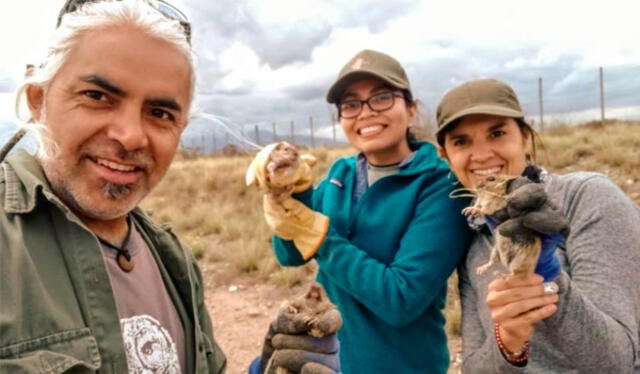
[
  {"x1": 1, "y1": 0, "x2": 226, "y2": 373},
  {"x1": 0, "y1": 1, "x2": 339, "y2": 373}
]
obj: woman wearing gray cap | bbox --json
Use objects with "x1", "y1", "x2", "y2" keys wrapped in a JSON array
[
  {"x1": 436, "y1": 78, "x2": 640, "y2": 373},
  {"x1": 256, "y1": 49, "x2": 473, "y2": 373}
]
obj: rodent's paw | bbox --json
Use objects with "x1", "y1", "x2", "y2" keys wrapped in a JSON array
[
  {"x1": 304, "y1": 316, "x2": 320, "y2": 328},
  {"x1": 462, "y1": 206, "x2": 482, "y2": 217}
]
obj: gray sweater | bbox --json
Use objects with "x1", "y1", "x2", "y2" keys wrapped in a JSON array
[{"x1": 459, "y1": 172, "x2": 640, "y2": 373}]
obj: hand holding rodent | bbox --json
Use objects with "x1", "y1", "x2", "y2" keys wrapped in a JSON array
[
  {"x1": 486, "y1": 273, "x2": 559, "y2": 355},
  {"x1": 247, "y1": 142, "x2": 329, "y2": 260},
  {"x1": 499, "y1": 182, "x2": 569, "y2": 281},
  {"x1": 246, "y1": 142, "x2": 317, "y2": 200},
  {"x1": 260, "y1": 283, "x2": 342, "y2": 374}
]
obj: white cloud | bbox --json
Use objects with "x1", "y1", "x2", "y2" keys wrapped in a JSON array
[
  {"x1": 1, "y1": 0, "x2": 638, "y2": 129},
  {"x1": 0, "y1": 93, "x2": 18, "y2": 123}
]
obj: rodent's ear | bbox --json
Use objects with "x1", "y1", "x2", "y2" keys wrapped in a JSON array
[
  {"x1": 300, "y1": 154, "x2": 317, "y2": 167},
  {"x1": 246, "y1": 143, "x2": 278, "y2": 187},
  {"x1": 245, "y1": 157, "x2": 259, "y2": 186}
]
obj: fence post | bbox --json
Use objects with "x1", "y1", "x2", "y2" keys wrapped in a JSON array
[
  {"x1": 255, "y1": 124, "x2": 260, "y2": 145},
  {"x1": 599, "y1": 66, "x2": 605, "y2": 125},
  {"x1": 332, "y1": 114, "x2": 337, "y2": 144},
  {"x1": 290, "y1": 120, "x2": 295, "y2": 144},
  {"x1": 538, "y1": 77, "x2": 544, "y2": 132},
  {"x1": 309, "y1": 116, "x2": 315, "y2": 148},
  {"x1": 272, "y1": 122, "x2": 277, "y2": 141}
]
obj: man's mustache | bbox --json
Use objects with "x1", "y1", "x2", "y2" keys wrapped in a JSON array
[{"x1": 80, "y1": 139, "x2": 154, "y2": 171}]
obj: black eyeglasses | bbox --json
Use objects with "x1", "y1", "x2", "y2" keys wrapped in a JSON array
[
  {"x1": 339, "y1": 91, "x2": 405, "y2": 119},
  {"x1": 56, "y1": 0, "x2": 191, "y2": 44}
]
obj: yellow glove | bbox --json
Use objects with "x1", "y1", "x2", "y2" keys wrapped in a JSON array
[
  {"x1": 246, "y1": 142, "x2": 316, "y2": 194},
  {"x1": 263, "y1": 194, "x2": 329, "y2": 260}
]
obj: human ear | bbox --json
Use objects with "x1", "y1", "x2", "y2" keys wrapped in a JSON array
[
  {"x1": 523, "y1": 129, "x2": 534, "y2": 155},
  {"x1": 25, "y1": 85, "x2": 45, "y2": 122},
  {"x1": 438, "y1": 145, "x2": 448, "y2": 160},
  {"x1": 407, "y1": 101, "x2": 418, "y2": 125}
]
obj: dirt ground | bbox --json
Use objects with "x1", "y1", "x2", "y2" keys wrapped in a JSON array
[{"x1": 199, "y1": 260, "x2": 462, "y2": 374}]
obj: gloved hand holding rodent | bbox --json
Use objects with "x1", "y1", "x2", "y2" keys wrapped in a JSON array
[
  {"x1": 246, "y1": 141, "x2": 317, "y2": 199},
  {"x1": 498, "y1": 180, "x2": 570, "y2": 282},
  {"x1": 249, "y1": 283, "x2": 342, "y2": 374},
  {"x1": 246, "y1": 142, "x2": 329, "y2": 260}
]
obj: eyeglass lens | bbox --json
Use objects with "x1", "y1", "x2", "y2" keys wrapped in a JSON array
[{"x1": 339, "y1": 92, "x2": 400, "y2": 119}]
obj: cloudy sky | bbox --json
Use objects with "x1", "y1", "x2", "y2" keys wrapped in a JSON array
[{"x1": 1, "y1": 0, "x2": 639, "y2": 146}]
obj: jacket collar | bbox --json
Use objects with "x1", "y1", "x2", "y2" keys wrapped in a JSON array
[
  {"x1": 2, "y1": 149, "x2": 53, "y2": 214},
  {"x1": 354, "y1": 141, "x2": 440, "y2": 177}
]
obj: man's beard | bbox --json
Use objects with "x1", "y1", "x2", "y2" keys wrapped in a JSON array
[
  {"x1": 105, "y1": 182, "x2": 134, "y2": 200},
  {"x1": 43, "y1": 160, "x2": 146, "y2": 221},
  {"x1": 39, "y1": 137, "x2": 154, "y2": 221}
]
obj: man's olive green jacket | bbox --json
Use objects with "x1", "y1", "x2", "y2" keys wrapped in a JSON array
[{"x1": 0, "y1": 150, "x2": 227, "y2": 373}]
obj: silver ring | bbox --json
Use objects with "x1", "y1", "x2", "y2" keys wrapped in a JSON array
[{"x1": 543, "y1": 281, "x2": 559, "y2": 294}]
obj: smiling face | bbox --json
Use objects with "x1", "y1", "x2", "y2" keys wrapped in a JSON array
[
  {"x1": 27, "y1": 25, "x2": 192, "y2": 231},
  {"x1": 339, "y1": 78, "x2": 415, "y2": 165},
  {"x1": 440, "y1": 114, "x2": 532, "y2": 188}
]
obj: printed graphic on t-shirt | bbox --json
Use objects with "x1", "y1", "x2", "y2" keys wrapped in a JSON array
[{"x1": 121, "y1": 315, "x2": 180, "y2": 374}]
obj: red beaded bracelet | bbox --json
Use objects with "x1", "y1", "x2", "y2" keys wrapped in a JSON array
[{"x1": 494, "y1": 323, "x2": 530, "y2": 364}]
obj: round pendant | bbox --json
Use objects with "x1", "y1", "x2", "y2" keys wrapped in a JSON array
[{"x1": 117, "y1": 253, "x2": 135, "y2": 272}]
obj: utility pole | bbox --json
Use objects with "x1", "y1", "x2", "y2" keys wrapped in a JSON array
[
  {"x1": 599, "y1": 66, "x2": 605, "y2": 125},
  {"x1": 255, "y1": 124, "x2": 260, "y2": 145},
  {"x1": 332, "y1": 114, "x2": 337, "y2": 144},
  {"x1": 538, "y1": 77, "x2": 544, "y2": 132},
  {"x1": 309, "y1": 116, "x2": 315, "y2": 148}
]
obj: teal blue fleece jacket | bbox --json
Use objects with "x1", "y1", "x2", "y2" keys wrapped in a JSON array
[{"x1": 273, "y1": 142, "x2": 472, "y2": 374}]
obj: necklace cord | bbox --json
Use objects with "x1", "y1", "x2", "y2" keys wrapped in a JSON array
[{"x1": 97, "y1": 216, "x2": 133, "y2": 261}]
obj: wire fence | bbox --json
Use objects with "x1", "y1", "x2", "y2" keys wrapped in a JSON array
[
  {"x1": 179, "y1": 115, "x2": 345, "y2": 156},
  {"x1": 180, "y1": 65, "x2": 640, "y2": 156}
]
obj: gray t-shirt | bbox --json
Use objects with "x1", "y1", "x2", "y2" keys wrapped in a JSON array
[
  {"x1": 367, "y1": 163, "x2": 401, "y2": 186},
  {"x1": 100, "y1": 224, "x2": 186, "y2": 374}
]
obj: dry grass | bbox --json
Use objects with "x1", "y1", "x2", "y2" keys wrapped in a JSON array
[
  {"x1": 142, "y1": 146, "x2": 354, "y2": 286},
  {"x1": 143, "y1": 120, "x2": 640, "y2": 338},
  {"x1": 538, "y1": 121, "x2": 640, "y2": 202}
]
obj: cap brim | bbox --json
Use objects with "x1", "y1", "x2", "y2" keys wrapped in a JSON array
[
  {"x1": 436, "y1": 105, "x2": 524, "y2": 135},
  {"x1": 326, "y1": 71, "x2": 404, "y2": 104}
]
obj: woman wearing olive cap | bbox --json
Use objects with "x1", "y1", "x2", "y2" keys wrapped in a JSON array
[
  {"x1": 436, "y1": 78, "x2": 640, "y2": 373},
  {"x1": 254, "y1": 50, "x2": 473, "y2": 373}
]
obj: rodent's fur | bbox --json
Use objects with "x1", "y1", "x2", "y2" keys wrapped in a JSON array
[{"x1": 462, "y1": 175, "x2": 542, "y2": 277}]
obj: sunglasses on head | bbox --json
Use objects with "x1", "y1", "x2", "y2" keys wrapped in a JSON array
[
  {"x1": 56, "y1": 0, "x2": 191, "y2": 44},
  {"x1": 152, "y1": 0, "x2": 191, "y2": 43}
]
